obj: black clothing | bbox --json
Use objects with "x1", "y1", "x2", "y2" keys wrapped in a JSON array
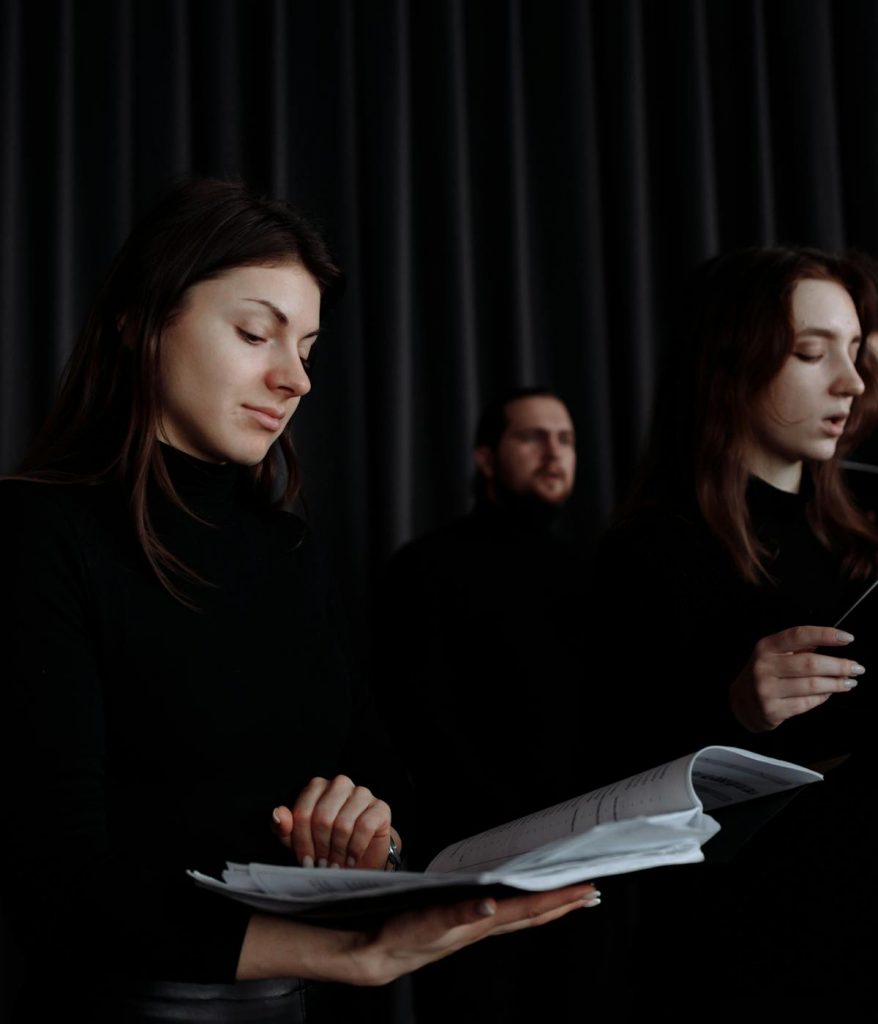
[
  {"x1": 595, "y1": 476, "x2": 872, "y2": 773},
  {"x1": 845, "y1": 436, "x2": 878, "y2": 515},
  {"x1": 375, "y1": 501, "x2": 628, "y2": 1024},
  {"x1": 13, "y1": 978, "x2": 317, "y2": 1024},
  {"x1": 0, "y1": 447, "x2": 399, "y2": 1017},
  {"x1": 594, "y1": 476, "x2": 876, "y2": 1017},
  {"x1": 377, "y1": 500, "x2": 593, "y2": 859}
]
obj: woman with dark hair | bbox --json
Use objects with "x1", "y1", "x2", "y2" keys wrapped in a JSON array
[
  {"x1": 595, "y1": 246, "x2": 878, "y2": 1015},
  {"x1": 0, "y1": 178, "x2": 599, "y2": 1022}
]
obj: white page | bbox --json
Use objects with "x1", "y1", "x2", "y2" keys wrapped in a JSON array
[
  {"x1": 426, "y1": 754, "x2": 700, "y2": 873},
  {"x1": 187, "y1": 746, "x2": 820, "y2": 915},
  {"x1": 188, "y1": 811, "x2": 716, "y2": 913},
  {"x1": 453, "y1": 811, "x2": 717, "y2": 881},
  {"x1": 428, "y1": 746, "x2": 821, "y2": 873},
  {"x1": 690, "y1": 747, "x2": 822, "y2": 811}
]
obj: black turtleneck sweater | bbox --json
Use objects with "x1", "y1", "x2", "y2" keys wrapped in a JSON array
[
  {"x1": 374, "y1": 502, "x2": 628, "y2": 1024},
  {"x1": 592, "y1": 477, "x2": 878, "y2": 1017},
  {"x1": 0, "y1": 447, "x2": 399, "y2": 989},
  {"x1": 374, "y1": 499, "x2": 591, "y2": 863},
  {"x1": 594, "y1": 476, "x2": 873, "y2": 776}
]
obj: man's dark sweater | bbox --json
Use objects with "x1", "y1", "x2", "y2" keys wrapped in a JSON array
[{"x1": 376, "y1": 499, "x2": 592, "y2": 862}]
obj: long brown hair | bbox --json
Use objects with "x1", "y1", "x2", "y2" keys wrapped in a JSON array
[
  {"x1": 18, "y1": 177, "x2": 342, "y2": 597},
  {"x1": 625, "y1": 246, "x2": 878, "y2": 583}
]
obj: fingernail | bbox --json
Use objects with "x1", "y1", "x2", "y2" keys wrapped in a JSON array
[
  {"x1": 844, "y1": 678, "x2": 858, "y2": 688},
  {"x1": 587, "y1": 889, "x2": 601, "y2": 899},
  {"x1": 302, "y1": 855, "x2": 314, "y2": 868},
  {"x1": 851, "y1": 663, "x2": 866, "y2": 675},
  {"x1": 346, "y1": 856, "x2": 356, "y2": 868},
  {"x1": 476, "y1": 900, "x2": 496, "y2": 917},
  {"x1": 837, "y1": 631, "x2": 855, "y2": 643},
  {"x1": 272, "y1": 807, "x2": 281, "y2": 824},
  {"x1": 329, "y1": 862, "x2": 340, "y2": 869},
  {"x1": 581, "y1": 897, "x2": 601, "y2": 907},
  {"x1": 317, "y1": 858, "x2": 328, "y2": 868}
]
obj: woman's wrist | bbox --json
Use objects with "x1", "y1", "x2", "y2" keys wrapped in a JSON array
[{"x1": 237, "y1": 913, "x2": 382, "y2": 985}]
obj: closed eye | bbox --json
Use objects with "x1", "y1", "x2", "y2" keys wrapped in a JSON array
[
  {"x1": 238, "y1": 328, "x2": 265, "y2": 344},
  {"x1": 793, "y1": 353, "x2": 821, "y2": 363}
]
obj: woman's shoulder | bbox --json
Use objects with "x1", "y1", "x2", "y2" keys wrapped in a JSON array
[
  {"x1": 593, "y1": 499, "x2": 742, "y2": 619},
  {"x1": 263, "y1": 507, "x2": 339, "y2": 584},
  {"x1": 598, "y1": 501, "x2": 714, "y2": 566},
  {"x1": 0, "y1": 477, "x2": 129, "y2": 572},
  {"x1": 266, "y1": 506, "x2": 313, "y2": 552},
  {"x1": 0, "y1": 476, "x2": 121, "y2": 526}
]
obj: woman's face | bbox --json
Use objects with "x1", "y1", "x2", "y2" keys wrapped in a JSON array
[
  {"x1": 745, "y1": 277, "x2": 864, "y2": 492},
  {"x1": 157, "y1": 263, "x2": 321, "y2": 465}
]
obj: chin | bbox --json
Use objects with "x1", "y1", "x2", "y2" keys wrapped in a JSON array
[
  {"x1": 234, "y1": 450, "x2": 273, "y2": 467},
  {"x1": 215, "y1": 440, "x2": 275, "y2": 467},
  {"x1": 807, "y1": 442, "x2": 841, "y2": 463},
  {"x1": 537, "y1": 481, "x2": 571, "y2": 501},
  {"x1": 534, "y1": 490, "x2": 569, "y2": 507}
]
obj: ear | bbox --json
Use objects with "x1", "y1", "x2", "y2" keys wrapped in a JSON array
[{"x1": 474, "y1": 445, "x2": 495, "y2": 480}]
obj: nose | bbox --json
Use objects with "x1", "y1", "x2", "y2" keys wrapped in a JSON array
[
  {"x1": 268, "y1": 348, "x2": 311, "y2": 399},
  {"x1": 833, "y1": 355, "x2": 865, "y2": 397},
  {"x1": 544, "y1": 433, "x2": 563, "y2": 460}
]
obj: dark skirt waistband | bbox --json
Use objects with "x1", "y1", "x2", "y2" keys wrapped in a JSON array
[{"x1": 124, "y1": 977, "x2": 312, "y2": 1022}]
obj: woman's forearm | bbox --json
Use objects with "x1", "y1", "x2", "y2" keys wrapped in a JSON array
[
  {"x1": 236, "y1": 883, "x2": 600, "y2": 987},
  {"x1": 236, "y1": 913, "x2": 372, "y2": 984}
]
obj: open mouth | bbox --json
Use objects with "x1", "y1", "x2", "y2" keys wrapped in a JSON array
[{"x1": 823, "y1": 414, "x2": 848, "y2": 437}]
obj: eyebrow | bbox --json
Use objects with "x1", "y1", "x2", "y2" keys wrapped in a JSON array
[
  {"x1": 795, "y1": 326, "x2": 862, "y2": 342},
  {"x1": 243, "y1": 298, "x2": 321, "y2": 338},
  {"x1": 512, "y1": 427, "x2": 576, "y2": 439},
  {"x1": 244, "y1": 298, "x2": 288, "y2": 324}
]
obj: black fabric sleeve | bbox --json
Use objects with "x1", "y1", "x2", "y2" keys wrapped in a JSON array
[
  {"x1": 0, "y1": 483, "x2": 251, "y2": 983},
  {"x1": 299, "y1": 530, "x2": 413, "y2": 839},
  {"x1": 592, "y1": 511, "x2": 758, "y2": 779}
]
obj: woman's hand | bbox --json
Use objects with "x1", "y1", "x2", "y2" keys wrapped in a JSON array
[
  {"x1": 271, "y1": 775, "x2": 396, "y2": 870},
  {"x1": 355, "y1": 884, "x2": 601, "y2": 985},
  {"x1": 237, "y1": 884, "x2": 601, "y2": 984},
  {"x1": 729, "y1": 626, "x2": 864, "y2": 732}
]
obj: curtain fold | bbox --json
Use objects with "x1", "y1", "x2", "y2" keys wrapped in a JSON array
[{"x1": 3, "y1": 0, "x2": 878, "y2": 622}]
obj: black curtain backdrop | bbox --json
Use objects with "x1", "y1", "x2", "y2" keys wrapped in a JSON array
[{"x1": 4, "y1": 0, "x2": 878, "y2": 633}]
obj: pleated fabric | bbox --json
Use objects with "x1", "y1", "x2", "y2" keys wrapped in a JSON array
[{"x1": 2, "y1": 0, "x2": 877, "y2": 616}]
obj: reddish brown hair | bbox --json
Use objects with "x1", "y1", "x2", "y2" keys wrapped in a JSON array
[
  {"x1": 626, "y1": 246, "x2": 878, "y2": 583},
  {"x1": 18, "y1": 177, "x2": 342, "y2": 599}
]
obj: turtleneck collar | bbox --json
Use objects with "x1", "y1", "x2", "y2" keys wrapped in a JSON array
[
  {"x1": 473, "y1": 494, "x2": 562, "y2": 535},
  {"x1": 747, "y1": 471, "x2": 812, "y2": 525},
  {"x1": 745, "y1": 474, "x2": 822, "y2": 570},
  {"x1": 158, "y1": 443, "x2": 241, "y2": 504}
]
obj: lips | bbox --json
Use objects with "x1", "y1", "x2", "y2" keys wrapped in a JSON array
[
  {"x1": 243, "y1": 405, "x2": 285, "y2": 431},
  {"x1": 536, "y1": 470, "x2": 569, "y2": 491},
  {"x1": 822, "y1": 413, "x2": 849, "y2": 438}
]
